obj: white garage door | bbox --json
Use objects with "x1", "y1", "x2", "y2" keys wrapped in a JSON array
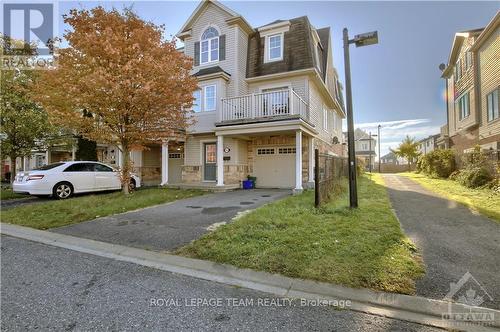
[{"x1": 254, "y1": 146, "x2": 295, "y2": 188}]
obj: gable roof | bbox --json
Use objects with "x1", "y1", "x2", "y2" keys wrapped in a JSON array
[
  {"x1": 441, "y1": 28, "x2": 484, "y2": 78},
  {"x1": 471, "y1": 11, "x2": 500, "y2": 51},
  {"x1": 177, "y1": 0, "x2": 253, "y2": 39}
]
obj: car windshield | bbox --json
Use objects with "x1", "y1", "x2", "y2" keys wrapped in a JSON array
[{"x1": 34, "y1": 162, "x2": 66, "y2": 171}]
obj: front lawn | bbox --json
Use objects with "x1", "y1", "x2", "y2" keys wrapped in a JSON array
[
  {"x1": 400, "y1": 172, "x2": 500, "y2": 223},
  {"x1": 1, "y1": 187, "x2": 26, "y2": 200},
  {"x1": 176, "y1": 174, "x2": 425, "y2": 295},
  {"x1": 1, "y1": 188, "x2": 203, "y2": 229}
]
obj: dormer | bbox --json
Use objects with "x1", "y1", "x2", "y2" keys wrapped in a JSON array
[{"x1": 257, "y1": 20, "x2": 290, "y2": 63}]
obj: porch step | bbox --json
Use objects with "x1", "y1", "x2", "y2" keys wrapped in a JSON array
[{"x1": 163, "y1": 183, "x2": 241, "y2": 192}]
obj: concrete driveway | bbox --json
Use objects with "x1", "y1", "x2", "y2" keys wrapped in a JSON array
[{"x1": 52, "y1": 189, "x2": 290, "y2": 252}]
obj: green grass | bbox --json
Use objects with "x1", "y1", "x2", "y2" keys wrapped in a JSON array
[
  {"x1": 176, "y1": 174, "x2": 424, "y2": 295},
  {"x1": 400, "y1": 172, "x2": 500, "y2": 223},
  {"x1": 1, "y1": 188, "x2": 204, "y2": 229},
  {"x1": 1, "y1": 187, "x2": 26, "y2": 200}
]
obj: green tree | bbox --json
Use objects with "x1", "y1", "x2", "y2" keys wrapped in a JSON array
[
  {"x1": 0, "y1": 36, "x2": 53, "y2": 182},
  {"x1": 391, "y1": 136, "x2": 421, "y2": 171}
]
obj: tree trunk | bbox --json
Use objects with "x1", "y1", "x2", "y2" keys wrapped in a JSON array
[
  {"x1": 9, "y1": 154, "x2": 17, "y2": 184},
  {"x1": 120, "y1": 144, "x2": 131, "y2": 195}
]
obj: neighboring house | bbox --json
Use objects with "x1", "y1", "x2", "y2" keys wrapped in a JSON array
[
  {"x1": 380, "y1": 152, "x2": 400, "y2": 165},
  {"x1": 418, "y1": 134, "x2": 440, "y2": 155},
  {"x1": 439, "y1": 11, "x2": 500, "y2": 155},
  {"x1": 124, "y1": 0, "x2": 345, "y2": 189},
  {"x1": 1, "y1": 145, "x2": 76, "y2": 181},
  {"x1": 346, "y1": 128, "x2": 376, "y2": 170}
]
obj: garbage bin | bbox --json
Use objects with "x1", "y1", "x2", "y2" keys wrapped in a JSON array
[{"x1": 247, "y1": 176, "x2": 257, "y2": 187}]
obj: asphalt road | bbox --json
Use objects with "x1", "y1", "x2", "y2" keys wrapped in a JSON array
[
  {"x1": 0, "y1": 235, "x2": 442, "y2": 332},
  {"x1": 52, "y1": 189, "x2": 290, "y2": 251},
  {"x1": 382, "y1": 174, "x2": 500, "y2": 309}
]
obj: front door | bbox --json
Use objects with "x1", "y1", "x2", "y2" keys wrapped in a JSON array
[{"x1": 204, "y1": 143, "x2": 217, "y2": 181}]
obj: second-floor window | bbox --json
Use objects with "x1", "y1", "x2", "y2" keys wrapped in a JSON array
[
  {"x1": 457, "y1": 91, "x2": 470, "y2": 120},
  {"x1": 362, "y1": 143, "x2": 368, "y2": 150},
  {"x1": 204, "y1": 85, "x2": 216, "y2": 111},
  {"x1": 487, "y1": 88, "x2": 499, "y2": 122},
  {"x1": 201, "y1": 27, "x2": 219, "y2": 64}
]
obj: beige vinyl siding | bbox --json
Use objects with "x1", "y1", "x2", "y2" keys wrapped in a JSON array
[
  {"x1": 478, "y1": 25, "x2": 500, "y2": 140},
  {"x1": 247, "y1": 75, "x2": 307, "y2": 100},
  {"x1": 447, "y1": 77, "x2": 457, "y2": 136},
  {"x1": 452, "y1": 37, "x2": 479, "y2": 132},
  {"x1": 189, "y1": 78, "x2": 226, "y2": 133}
]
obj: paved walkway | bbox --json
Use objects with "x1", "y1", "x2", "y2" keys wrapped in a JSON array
[
  {"x1": 382, "y1": 174, "x2": 500, "y2": 309},
  {"x1": 52, "y1": 189, "x2": 290, "y2": 252}
]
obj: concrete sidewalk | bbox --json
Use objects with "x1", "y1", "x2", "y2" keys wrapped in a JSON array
[
  {"x1": 382, "y1": 174, "x2": 500, "y2": 310},
  {"x1": 51, "y1": 189, "x2": 290, "y2": 251},
  {"x1": 2, "y1": 223, "x2": 498, "y2": 331}
]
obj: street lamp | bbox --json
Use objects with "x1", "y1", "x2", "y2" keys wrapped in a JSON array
[{"x1": 343, "y1": 29, "x2": 379, "y2": 208}]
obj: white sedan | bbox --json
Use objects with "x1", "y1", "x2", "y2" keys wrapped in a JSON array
[{"x1": 13, "y1": 161, "x2": 141, "y2": 199}]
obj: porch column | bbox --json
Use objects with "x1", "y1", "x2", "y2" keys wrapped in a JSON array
[
  {"x1": 71, "y1": 145, "x2": 76, "y2": 161},
  {"x1": 117, "y1": 147, "x2": 123, "y2": 168},
  {"x1": 295, "y1": 130, "x2": 303, "y2": 191},
  {"x1": 161, "y1": 141, "x2": 169, "y2": 185},
  {"x1": 45, "y1": 149, "x2": 50, "y2": 165},
  {"x1": 308, "y1": 136, "x2": 314, "y2": 183},
  {"x1": 217, "y1": 135, "x2": 224, "y2": 186}
]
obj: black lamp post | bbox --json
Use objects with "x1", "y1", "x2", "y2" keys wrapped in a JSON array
[{"x1": 343, "y1": 29, "x2": 379, "y2": 208}]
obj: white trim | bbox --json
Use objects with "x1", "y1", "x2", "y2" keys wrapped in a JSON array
[
  {"x1": 216, "y1": 135, "x2": 224, "y2": 186},
  {"x1": 161, "y1": 141, "x2": 169, "y2": 185},
  {"x1": 295, "y1": 130, "x2": 303, "y2": 191},
  {"x1": 258, "y1": 20, "x2": 290, "y2": 34}
]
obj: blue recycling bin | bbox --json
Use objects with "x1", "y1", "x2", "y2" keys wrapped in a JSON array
[{"x1": 242, "y1": 180, "x2": 254, "y2": 189}]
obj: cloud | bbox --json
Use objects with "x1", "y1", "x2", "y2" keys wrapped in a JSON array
[{"x1": 352, "y1": 118, "x2": 441, "y2": 159}]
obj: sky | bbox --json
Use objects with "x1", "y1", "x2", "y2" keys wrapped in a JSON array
[{"x1": 13, "y1": 0, "x2": 500, "y2": 158}]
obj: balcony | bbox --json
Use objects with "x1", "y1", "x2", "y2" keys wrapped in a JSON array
[{"x1": 219, "y1": 89, "x2": 309, "y2": 125}]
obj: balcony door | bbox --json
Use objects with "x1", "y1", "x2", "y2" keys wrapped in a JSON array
[
  {"x1": 203, "y1": 143, "x2": 217, "y2": 181},
  {"x1": 261, "y1": 87, "x2": 289, "y2": 116}
]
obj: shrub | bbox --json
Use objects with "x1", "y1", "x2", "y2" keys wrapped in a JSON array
[
  {"x1": 457, "y1": 167, "x2": 492, "y2": 188},
  {"x1": 356, "y1": 157, "x2": 365, "y2": 176},
  {"x1": 418, "y1": 149, "x2": 456, "y2": 178},
  {"x1": 456, "y1": 146, "x2": 494, "y2": 188}
]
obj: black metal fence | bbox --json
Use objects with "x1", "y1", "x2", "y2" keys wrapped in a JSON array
[{"x1": 314, "y1": 149, "x2": 348, "y2": 207}]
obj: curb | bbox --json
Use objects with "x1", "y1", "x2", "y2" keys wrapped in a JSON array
[{"x1": 1, "y1": 223, "x2": 498, "y2": 331}]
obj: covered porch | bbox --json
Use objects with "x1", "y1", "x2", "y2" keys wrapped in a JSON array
[{"x1": 213, "y1": 119, "x2": 318, "y2": 191}]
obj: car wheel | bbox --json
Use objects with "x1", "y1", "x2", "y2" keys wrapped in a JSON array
[
  {"x1": 129, "y1": 179, "x2": 136, "y2": 192},
  {"x1": 53, "y1": 182, "x2": 73, "y2": 199}
]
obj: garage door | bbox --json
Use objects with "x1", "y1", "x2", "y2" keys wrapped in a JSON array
[{"x1": 254, "y1": 146, "x2": 295, "y2": 188}]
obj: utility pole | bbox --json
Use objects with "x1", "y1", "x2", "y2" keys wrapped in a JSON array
[
  {"x1": 369, "y1": 132, "x2": 372, "y2": 173},
  {"x1": 343, "y1": 28, "x2": 378, "y2": 208},
  {"x1": 378, "y1": 125, "x2": 381, "y2": 173}
]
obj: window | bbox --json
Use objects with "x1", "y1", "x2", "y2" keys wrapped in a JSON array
[
  {"x1": 94, "y1": 163, "x2": 113, "y2": 172},
  {"x1": 487, "y1": 88, "x2": 499, "y2": 122},
  {"x1": 278, "y1": 147, "x2": 296, "y2": 154},
  {"x1": 362, "y1": 143, "x2": 368, "y2": 150},
  {"x1": 323, "y1": 108, "x2": 328, "y2": 130},
  {"x1": 192, "y1": 90, "x2": 201, "y2": 112},
  {"x1": 268, "y1": 34, "x2": 283, "y2": 61},
  {"x1": 35, "y1": 162, "x2": 64, "y2": 170},
  {"x1": 465, "y1": 51, "x2": 473, "y2": 70},
  {"x1": 64, "y1": 163, "x2": 94, "y2": 172},
  {"x1": 200, "y1": 27, "x2": 219, "y2": 64},
  {"x1": 169, "y1": 153, "x2": 182, "y2": 159},
  {"x1": 454, "y1": 59, "x2": 462, "y2": 82},
  {"x1": 257, "y1": 148, "x2": 275, "y2": 155},
  {"x1": 204, "y1": 85, "x2": 216, "y2": 111},
  {"x1": 457, "y1": 92, "x2": 470, "y2": 120}
]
